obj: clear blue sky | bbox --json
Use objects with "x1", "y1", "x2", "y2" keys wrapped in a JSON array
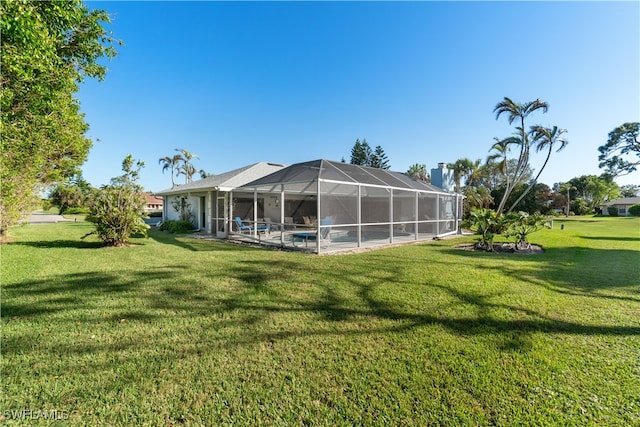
[{"x1": 78, "y1": 1, "x2": 640, "y2": 192}]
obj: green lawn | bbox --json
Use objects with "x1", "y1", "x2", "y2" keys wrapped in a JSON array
[{"x1": 2, "y1": 217, "x2": 639, "y2": 425}]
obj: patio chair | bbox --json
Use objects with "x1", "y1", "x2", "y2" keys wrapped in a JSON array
[
  {"x1": 292, "y1": 217, "x2": 332, "y2": 248},
  {"x1": 234, "y1": 217, "x2": 269, "y2": 234}
]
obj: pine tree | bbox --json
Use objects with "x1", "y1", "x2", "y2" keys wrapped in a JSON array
[{"x1": 370, "y1": 145, "x2": 390, "y2": 169}]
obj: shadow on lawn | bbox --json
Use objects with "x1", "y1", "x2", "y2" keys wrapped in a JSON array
[
  {"x1": 441, "y1": 246, "x2": 640, "y2": 303},
  {"x1": 579, "y1": 235, "x2": 640, "y2": 242},
  {"x1": 3, "y1": 248, "x2": 639, "y2": 359},
  {"x1": 9, "y1": 239, "x2": 106, "y2": 249},
  {"x1": 148, "y1": 230, "x2": 258, "y2": 253}
]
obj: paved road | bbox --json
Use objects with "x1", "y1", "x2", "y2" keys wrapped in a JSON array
[{"x1": 28, "y1": 213, "x2": 73, "y2": 224}]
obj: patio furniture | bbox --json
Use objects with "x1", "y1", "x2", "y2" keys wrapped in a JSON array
[
  {"x1": 292, "y1": 218, "x2": 332, "y2": 247},
  {"x1": 235, "y1": 217, "x2": 269, "y2": 234}
]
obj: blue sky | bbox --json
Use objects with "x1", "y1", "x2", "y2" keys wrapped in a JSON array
[{"x1": 78, "y1": 1, "x2": 640, "y2": 192}]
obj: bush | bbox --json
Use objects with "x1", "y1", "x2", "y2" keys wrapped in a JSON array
[
  {"x1": 64, "y1": 207, "x2": 89, "y2": 215},
  {"x1": 607, "y1": 206, "x2": 619, "y2": 217},
  {"x1": 469, "y1": 208, "x2": 498, "y2": 251},
  {"x1": 83, "y1": 155, "x2": 149, "y2": 246},
  {"x1": 628, "y1": 204, "x2": 640, "y2": 216},
  {"x1": 159, "y1": 220, "x2": 194, "y2": 234},
  {"x1": 504, "y1": 212, "x2": 550, "y2": 250}
]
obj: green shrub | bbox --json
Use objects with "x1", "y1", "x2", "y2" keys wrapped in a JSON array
[
  {"x1": 83, "y1": 155, "x2": 149, "y2": 246},
  {"x1": 607, "y1": 206, "x2": 619, "y2": 217},
  {"x1": 628, "y1": 204, "x2": 640, "y2": 216},
  {"x1": 64, "y1": 207, "x2": 90, "y2": 215},
  {"x1": 159, "y1": 220, "x2": 194, "y2": 234},
  {"x1": 504, "y1": 212, "x2": 549, "y2": 250},
  {"x1": 469, "y1": 208, "x2": 498, "y2": 251}
]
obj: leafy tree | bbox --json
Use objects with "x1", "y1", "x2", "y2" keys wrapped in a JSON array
[
  {"x1": 462, "y1": 186, "x2": 493, "y2": 217},
  {"x1": 84, "y1": 155, "x2": 149, "y2": 247},
  {"x1": 584, "y1": 175, "x2": 620, "y2": 211},
  {"x1": 370, "y1": 145, "x2": 390, "y2": 170},
  {"x1": 1, "y1": 0, "x2": 118, "y2": 236},
  {"x1": 571, "y1": 198, "x2": 592, "y2": 216},
  {"x1": 620, "y1": 184, "x2": 640, "y2": 197},
  {"x1": 492, "y1": 97, "x2": 549, "y2": 214},
  {"x1": 406, "y1": 164, "x2": 429, "y2": 183},
  {"x1": 598, "y1": 122, "x2": 640, "y2": 176},
  {"x1": 558, "y1": 174, "x2": 620, "y2": 214}
]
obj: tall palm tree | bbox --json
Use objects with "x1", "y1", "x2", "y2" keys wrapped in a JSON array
[
  {"x1": 492, "y1": 97, "x2": 549, "y2": 214},
  {"x1": 158, "y1": 154, "x2": 183, "y2": 188},
  {"x1": 175, "y1": 148, "x2": 199, "y2": 184},
  {"x1": 487, "y1": 136, "x2": 518, "y2": 212},
  {"x1": 507, "y1": 126, "x2": 568, "y2": 213}
]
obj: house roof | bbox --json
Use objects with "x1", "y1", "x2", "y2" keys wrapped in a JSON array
[
  {"x1": 240, "y1": 159, "x2": 451, "y2": 194},
  {"x1": 144, "y1": 193, "x2": 163, "y2": 204},
  {"x1": 603, "y1": 196, "x2": 640, "y2": 206},
  {"x1": 156, "y1": 162, "x2": 286, "y2": 196}
]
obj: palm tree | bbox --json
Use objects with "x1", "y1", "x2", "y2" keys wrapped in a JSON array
[
  {"x1": 175, "y1": 148, "x2": 199, "y2": 184},
  {"x1": 507, "y1": 126, "x2": 568, "y2": 213},
  {"x1": 158, "y1": 154, "x2": 183, "y2": 188},
  {"x1": 406, "y1": 164, "x2": 429, "y2": 183},
  {"x1": 448, "y1": 158, "x2": 474, "y2": 192},
  {"x1": 465, "y1": 158, "x2": 485, "y2": 187},
  {"x1": 492, "y1": 97, "x2": 549, "y2": 214}
]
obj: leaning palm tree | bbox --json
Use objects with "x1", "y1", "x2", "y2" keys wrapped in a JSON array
[
  {"x1": 507, "y1": 125, "x2": 568, "y2": 213},
  {"x1": 158, "y1": 154, "x2": 183, "y2": 188},
  {"x1": 487, "y1": 136, "x2": 519, "y2": 214},
  {"x1": 492, "y1": 97, "x2": 549, "y2": 214}
]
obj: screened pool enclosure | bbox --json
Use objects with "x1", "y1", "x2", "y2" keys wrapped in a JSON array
[{"x1": 227, "y1": 159, "x2": 463, "y2": 254}]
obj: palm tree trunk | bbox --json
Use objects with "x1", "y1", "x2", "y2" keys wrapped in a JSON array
[{"x1": 507, "y1": 148, "x2": 552, "y2": 213}]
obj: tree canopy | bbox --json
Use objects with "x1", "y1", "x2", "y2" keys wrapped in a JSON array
[
  {"x1": 598, "y1": 122, "x2": 640, "y2": 177},
  {"x1": 0, "y1": 0, "x2": 118, "y2": 235},
  {"x1": 349, "y1": 139, "x2": 390, "y2": 169}
]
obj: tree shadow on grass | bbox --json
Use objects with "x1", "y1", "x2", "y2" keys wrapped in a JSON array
[
  {"x1": 9, "y1": 240, "x2": 106, "y2": 249},
  {"x1": 3, "y1": 249, "x2": 639, "y2": 362},
  {"x1": 441, "y1": 246, "x2": 640, "y2": 302},
  {"x1": 148, "y1": 230, "x2": 258, "y2": 253},
  {"x1": 579, "y1": 235, "x2": 640, "y2": 242}
]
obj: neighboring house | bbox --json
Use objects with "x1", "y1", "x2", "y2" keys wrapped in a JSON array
[
  {"x1": 156, "y1": 162, "x2": 286, "y2": 235},
  {"x1": 600, "y1": 197, "x2": 640, "y2": 216},
  {"x1": 144, "y1": 193, "x2": 163, "y2": 213}
]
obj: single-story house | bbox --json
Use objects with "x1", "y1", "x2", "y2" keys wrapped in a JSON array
[
  {"x1": 157, "y1": 159, "x2": 463, "y2": 254},
  {"x1": 231, "y1": 159, "x2": 463, "y2": 253},
  {"x1": 600, "y1": 197, "x2": 640, "y2": 216},
  {"x1": 156, "y1": 162, "x2": 286, "y2": 234}
]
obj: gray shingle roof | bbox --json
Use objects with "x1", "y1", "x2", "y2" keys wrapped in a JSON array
[
  {"x1": 156, "y1": 162, "x2": 286, "y2": 195},
  {"x1": 240, "y1": 159, "x2": 449, "y2": 193},
  {"x1": 603, "y1": 197, "x2": 640, "y2": 206}
]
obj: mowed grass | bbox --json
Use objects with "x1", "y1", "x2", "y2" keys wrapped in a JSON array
[{"x1": 1, "y1": 217, "x2": 639, "y2": 426}]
